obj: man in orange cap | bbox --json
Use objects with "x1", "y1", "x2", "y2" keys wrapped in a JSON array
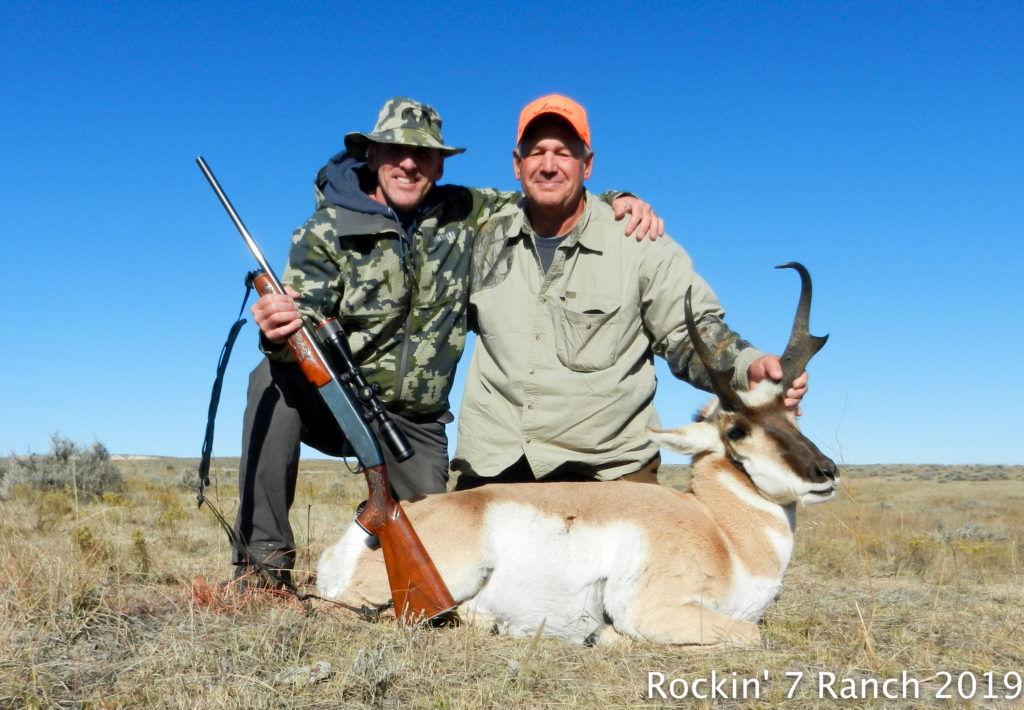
[{"x1": 451, "y1": 94, "x2": 808, "y2": 488}]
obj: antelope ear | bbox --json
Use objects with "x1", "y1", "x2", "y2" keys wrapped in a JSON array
[{"x1": 648, "y1": 422, "x2": 724, "y2": 456}]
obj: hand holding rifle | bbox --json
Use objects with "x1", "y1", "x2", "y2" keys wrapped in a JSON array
[{"x1": 252, "y1": 285, "x2": 304, "y2": 344}]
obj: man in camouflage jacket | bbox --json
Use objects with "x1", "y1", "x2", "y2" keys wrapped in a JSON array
[{"x1": 232, "y1": 97, "x2": 658, "y2": 586}]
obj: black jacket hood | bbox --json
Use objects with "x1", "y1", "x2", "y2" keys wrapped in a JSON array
[{"x1": 317, "y1": 151, "x2": 393, "y2": 216}]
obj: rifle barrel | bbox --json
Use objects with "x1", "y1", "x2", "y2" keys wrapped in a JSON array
[
  {"x1": 196, "y1": 156, "x2": 383, "y2": 468},
  {"x1": 196, "y1": 156, "x2": 279, "y2": 285}
]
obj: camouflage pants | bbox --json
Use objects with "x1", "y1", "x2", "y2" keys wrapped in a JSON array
[{"x1": 232, "y1": 358, "x2": 450, "y2": 570}]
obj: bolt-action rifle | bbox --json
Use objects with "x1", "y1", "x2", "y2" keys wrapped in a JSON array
[{"x1": 197, "y1": 156, "x2": 457, "y2": 625}]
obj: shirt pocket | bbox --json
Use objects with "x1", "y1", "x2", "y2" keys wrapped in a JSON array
[{"x1": 550, "y1": 299, "x2": 622, "y2": 372}]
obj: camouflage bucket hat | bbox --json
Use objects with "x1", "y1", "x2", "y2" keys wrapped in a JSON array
[{"x1": 345, "y1": 97, "x2": 466, "y2": 160}]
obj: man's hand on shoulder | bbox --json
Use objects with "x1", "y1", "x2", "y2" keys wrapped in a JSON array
[
  {"x1": 252, "y1": 286, "x2": 304, "y2": 345},
  {"x1": 612, "y1": 196, "x2": 665, "y2": 241},
  {"x1": 747, "y1": 355, "x2": 809, "y2": 415}
]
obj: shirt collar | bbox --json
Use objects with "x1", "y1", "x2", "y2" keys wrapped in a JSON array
[{"x1": 511, "y1": 192, "x2": 603, "y2": 253}]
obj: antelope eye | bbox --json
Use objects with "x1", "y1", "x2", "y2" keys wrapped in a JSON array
[{"x1": 726, "y1": 425, "x2": 747, "y2": 441}]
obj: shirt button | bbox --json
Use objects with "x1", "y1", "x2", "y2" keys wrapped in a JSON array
[
  {"x1": 529, "y1": 369, "x2": 536, "y2": 375},
  {"x1": 539, "y1": 296, "x2": 546, "y2": 304},
  {"x1": 525, "y1": 437, "x2": 532, "y2": 444},
  {"x1": 535, "y1": 334, "x2": 542, "y2": 341},
  {"x1": 527, "y1": 404, "x2": 534, "y2": 410}
]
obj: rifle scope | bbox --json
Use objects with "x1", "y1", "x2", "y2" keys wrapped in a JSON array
[{"x1": 316, "y1": 318, "x2": 414, "y2": 462}]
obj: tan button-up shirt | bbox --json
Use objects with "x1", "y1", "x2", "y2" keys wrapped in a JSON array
[{"x1": 452, "y1": 195, "x2": 763, "y2": 481}]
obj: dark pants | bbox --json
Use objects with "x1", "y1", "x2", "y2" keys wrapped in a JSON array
[
  {"x1": 453, "y1": 454, "x2": 661, "y2": 491},
  {"x1": 232, "y1": 358, "x2": 450, "y2": 570}
]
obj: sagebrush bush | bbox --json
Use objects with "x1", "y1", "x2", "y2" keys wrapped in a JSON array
[{"x1": 2, "y1": 434, "x2": 123, "y2": 500}]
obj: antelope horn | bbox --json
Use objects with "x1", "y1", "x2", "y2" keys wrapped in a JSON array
[
  {"x1": 775, "y1": 262, "x2": 829, "y2": 387},
  {"x1": 684, "y1": 286, "x2": 746, "y2": 412}
]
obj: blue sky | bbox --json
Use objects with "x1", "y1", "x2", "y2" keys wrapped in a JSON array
[{"x1": 3, "y1": 1, "x2": 1022, "y2": 465}]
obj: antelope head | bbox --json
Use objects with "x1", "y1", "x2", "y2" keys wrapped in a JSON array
[{"x1": 651, "y1": 262, "x2": 837, "y2": 505}]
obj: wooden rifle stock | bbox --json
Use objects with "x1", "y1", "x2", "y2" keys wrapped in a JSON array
[
  {"x1": 197, "y1": 156, "x2": 456, "y2": 625},
  {"x1": 358, "y1": 466, "x2": 459, "y2": 625}
]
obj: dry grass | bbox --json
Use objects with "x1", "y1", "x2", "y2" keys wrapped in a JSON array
[{"x1": 1, "y1": 458, "x2": 1022, "y2": 709}]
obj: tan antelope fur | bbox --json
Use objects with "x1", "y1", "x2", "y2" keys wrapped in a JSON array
[{"x1": 317, "y1": 263, "x2": 837, "y2": 645}]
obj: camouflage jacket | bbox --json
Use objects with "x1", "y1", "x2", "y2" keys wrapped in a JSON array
[{"x1": 266, "y1": 153, "x2": 522, "y2": 417}]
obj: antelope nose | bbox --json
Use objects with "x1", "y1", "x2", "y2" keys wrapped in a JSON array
[{"x1": 816, "y1": 460, "x2": 837, "y2": 482}]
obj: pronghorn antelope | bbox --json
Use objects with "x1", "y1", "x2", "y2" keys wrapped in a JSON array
[{"x1": 317, "y1": 263, "x2": 837, "y2": 646}]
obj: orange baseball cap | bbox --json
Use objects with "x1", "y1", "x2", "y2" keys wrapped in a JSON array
[{"x1": 516, "y1": 94, "x2": 591, "y2": 148}]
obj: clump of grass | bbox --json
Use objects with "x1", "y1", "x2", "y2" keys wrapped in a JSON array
[
  {"x1": 152, "y1": 488, "x2": 188, "y2": 528},
  {"x1": 33, "y1": 490, "x2": 73, "y2": 531},
  {"x1": 131, "y1": 529, "x2": 152, "y2": 575}
]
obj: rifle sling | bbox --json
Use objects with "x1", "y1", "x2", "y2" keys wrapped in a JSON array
[
  {"x1": 194, "y1": 274, "x2": 373, "y2": 602},
  {"x1": 194, "y1": 273, "x2": 305, "y2": 592},
  {"x1": 197, "y1": 271, "x2": 256, "y2": 498}
]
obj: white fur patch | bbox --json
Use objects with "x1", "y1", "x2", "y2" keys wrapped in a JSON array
[
  {"x1": 718, "y1": 471, "x2": 791, "y2": 526},
  {"x1": 466, "y1": 502, "x2": 647, "y2": 643},
  {"x1": 647, "y1": 422, "x2": 723, "y2": 456},
  {"x1": 740, "y1": 456, "x2": 829, "y2": 505},
  {"x1": 316, "y1": 521, "x2": 376, "y2": 598},
  {"x1": 715, "y1": 554, "x2": 785, "y2": 623},
  {"x1": 738, "y1": 378, "x2": 784, "y2": 409}
]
